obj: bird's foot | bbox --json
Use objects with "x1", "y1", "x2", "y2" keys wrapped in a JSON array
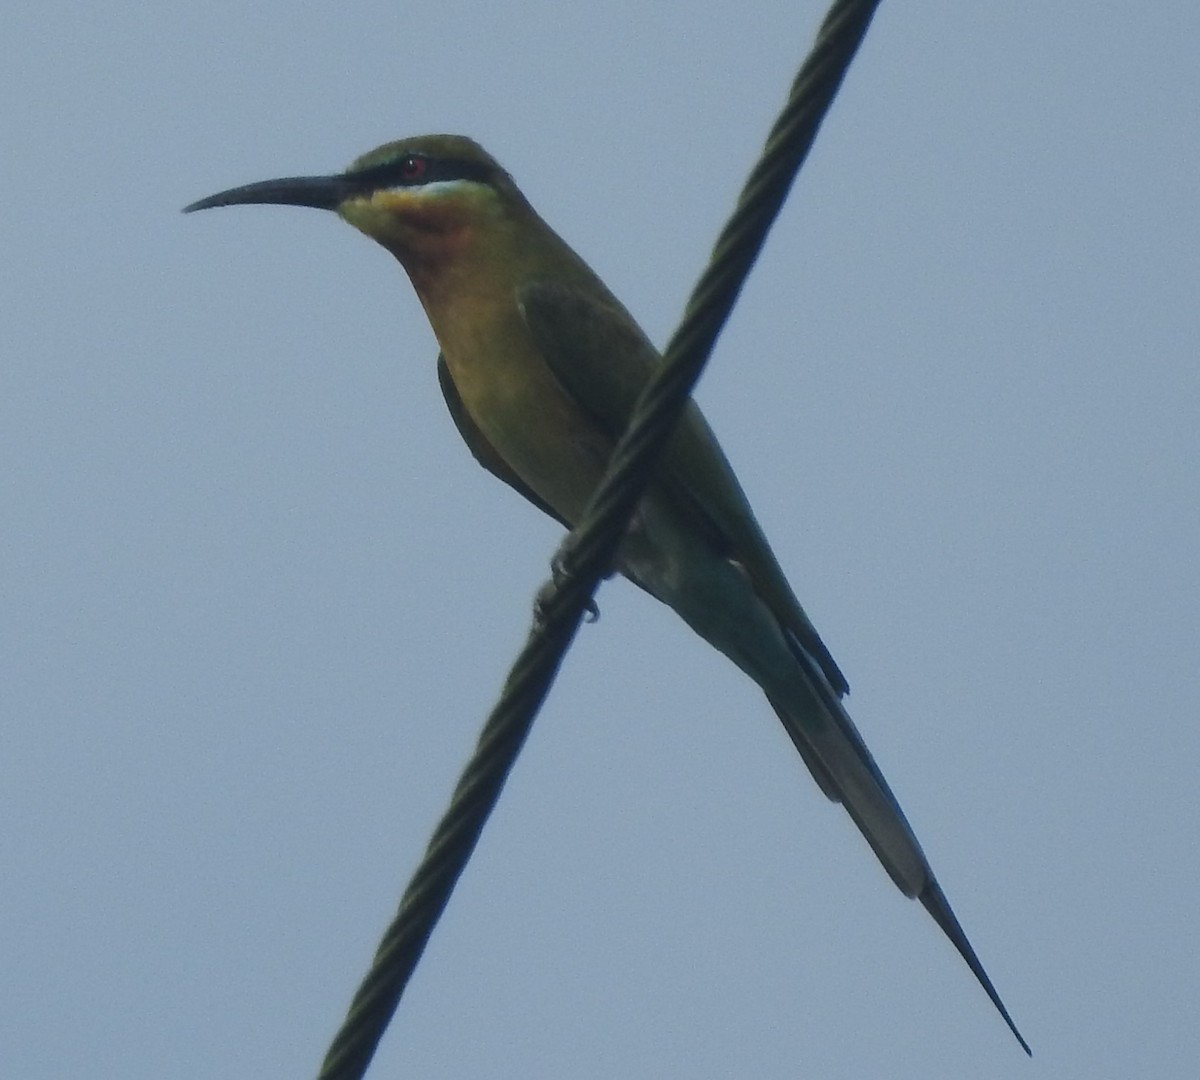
[{"x1": 533, "y1": 535, "x2": 602, "y2": 627}]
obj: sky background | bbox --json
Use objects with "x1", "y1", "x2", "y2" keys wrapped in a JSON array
[{"x1": 4, "y1": 3, "x2": 1198, "y2": 1078}]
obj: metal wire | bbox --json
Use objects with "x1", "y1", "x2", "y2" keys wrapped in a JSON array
[{"x1": 315, "y1": 2, "x2": 883, "y2": 1076}]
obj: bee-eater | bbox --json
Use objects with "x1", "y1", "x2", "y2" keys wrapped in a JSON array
[{"x1": 186, "y1": 134, "x2": 1028, "y2": 1053}]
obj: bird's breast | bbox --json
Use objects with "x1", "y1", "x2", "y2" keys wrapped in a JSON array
[{"x1": 433, "y1": 295, "x2": 611, "y2": 526}]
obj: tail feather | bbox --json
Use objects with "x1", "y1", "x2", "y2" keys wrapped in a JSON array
[
  {"x1": 921, "y1": 880, "x2": 1033, "y2": 1055},
  {"x1": 768, "y1": 689, "x2": 927, "y2": 897},
  {"x1": 617, "y1": 512, "x2": 1029, "y2": 1051},
  {"x1": 775, "y1": 642, "x2": 1030, "y2": 1053},
  {"x1": 769, "y1": 641, "x2": 930, "y2": 898}
]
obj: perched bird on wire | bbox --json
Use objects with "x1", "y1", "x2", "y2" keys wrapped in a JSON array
[{"x1": 186, "y1": 134, "x2": 1029, "y2": 1054}]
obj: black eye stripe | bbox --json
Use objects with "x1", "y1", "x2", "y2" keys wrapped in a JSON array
[{"x1": 350, "y1": 155, "x2": 494, "y2": 190}]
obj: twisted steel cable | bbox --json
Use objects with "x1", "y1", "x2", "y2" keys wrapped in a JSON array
[{"x1": 316, "y1": 3, "x2": 883, "y2": 1076}]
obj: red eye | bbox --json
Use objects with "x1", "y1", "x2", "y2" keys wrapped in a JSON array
[{"x1": 399, "y1": 156, "x2": 427, "y2": 181}]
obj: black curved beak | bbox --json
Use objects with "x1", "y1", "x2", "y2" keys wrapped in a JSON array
[{"x1": 183, "y1": 174, "x2": 360, "y2": 214}]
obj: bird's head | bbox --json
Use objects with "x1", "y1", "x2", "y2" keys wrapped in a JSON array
[{"x1": 185, "y1": 135, "x2": 534, "y2": 287}]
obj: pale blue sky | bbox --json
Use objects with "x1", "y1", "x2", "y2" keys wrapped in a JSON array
[{"x1": 4, "y1": 3, "x2": 1198, "y2": 1078}]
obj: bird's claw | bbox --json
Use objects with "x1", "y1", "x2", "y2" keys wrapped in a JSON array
[{"x1": 534, "y1": 537, "x2": 601, "y2": 627}]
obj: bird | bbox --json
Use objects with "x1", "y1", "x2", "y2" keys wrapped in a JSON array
[{"x1": 185, "y1": 134, "x2": 1029, "y2": 1054}]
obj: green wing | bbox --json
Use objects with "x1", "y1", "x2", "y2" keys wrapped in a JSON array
[{"x1": 517, "y1": 281, "x2": 849, "y2": 697}]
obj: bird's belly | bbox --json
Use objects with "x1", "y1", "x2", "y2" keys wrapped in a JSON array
[{"x1": 442, "y1": 331, "x2": 612, "y2": 526}]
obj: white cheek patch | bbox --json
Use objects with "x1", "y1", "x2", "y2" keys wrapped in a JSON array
[{"x1": 386, "y1": 179, "x2": 481, "y2": 198}]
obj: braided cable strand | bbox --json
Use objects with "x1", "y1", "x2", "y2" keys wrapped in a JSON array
[
  {"x1": 567, "y1": 0, "x2": 880, "y2": 591},
  {"x1": 316, "y1": 3, "x2": 883, "y2": 1077}
]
